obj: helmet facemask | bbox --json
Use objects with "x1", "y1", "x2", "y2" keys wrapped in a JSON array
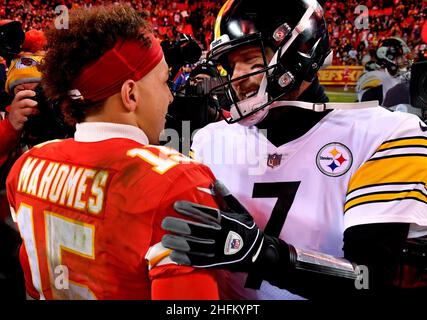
[
  {"x1": 208, "y1": 34, "x2": 276, "y2": 126},
  {"x1": 207, "y1": 1, "x2": 331, "y2": 126}
]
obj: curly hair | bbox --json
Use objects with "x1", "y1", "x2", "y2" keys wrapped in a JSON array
[{"x1": 40, "y1": 4, "x2": 151, "y2": 123}]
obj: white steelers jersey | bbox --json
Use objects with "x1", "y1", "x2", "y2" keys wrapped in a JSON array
[
  {"x1": 191, "y1": 104, "x2": 427, "y2": 300},
  {"x1": 356, "y1": 69, "x2": 400, "y2": 102}
]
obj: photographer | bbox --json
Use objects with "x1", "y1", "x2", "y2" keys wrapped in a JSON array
[
  {"x1": 0, "y1": 54, "x2": 42, "y2": 166},
  {"x1": 0, "y1": 53, "x2": 43, "y2": 300},
  {"x1": 164, "y1": 59, "x2": 231, "y2": 155},
  {"x1": 161, "y1": 35, "x2": 228, "y2": 153},
  {"x1": 0, "y1": 20, "x2": 27, "y2": 167}
]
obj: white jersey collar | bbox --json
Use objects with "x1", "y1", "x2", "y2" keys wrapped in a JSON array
[{"x1": 74, "y1": 122, "x2": 149, "y2": 145}]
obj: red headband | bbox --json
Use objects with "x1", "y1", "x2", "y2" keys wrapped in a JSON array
[{"x1": 70, "y1": 34, "x2": 163, "y2": 102}]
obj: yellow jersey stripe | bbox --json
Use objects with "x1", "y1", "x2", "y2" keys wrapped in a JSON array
[
  {"x1": 148, "y1": 249, "x2": 172, "y2": 269},
  {"x1": 377, "y1": 137, "x2": 427, "y2": 152},
  {"x1": 345, "y1": 190, "x2": 427, "y2": 213},
  {"x1": 346, "y1": 181, "x2": 425, "y2": 197},
  {"x1": 377, "y1": 144, "x2": 427, "y2": 153},
  {"x1": 360, "y1": 78, "x2": 382, "y2": 90},
  {"x1": 368, "y1": 153, "x2": 427, "y2": 162},
  {"x1": 347, "y1": 155, "x2": 427, "y2": 194},
  {"x1": 214, "y1": 0, "x2": 234, "y2": 39}
]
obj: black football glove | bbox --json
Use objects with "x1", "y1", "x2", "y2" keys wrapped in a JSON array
[{"x1": 161, "y1": 180, "x2": 293, "y2": 274}]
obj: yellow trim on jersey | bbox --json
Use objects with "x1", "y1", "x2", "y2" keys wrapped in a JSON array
[
  {"x1": 33, "y1": 139, "x2": 63, "y2": 149},
  {"x1": 360, "y1": 78, "x2": 382, "y2": 90},
  {"x1": 214, "y1": 0, "x2": 234, "y2": 39},
  {"x1": 347, "y1": 155, "x2": 427, "y2": 195},
  {"x1": 345, "y1": 189, "x2": 427, "y2": 212},
  {"x1": 148, "y1": 249, "x2": 172, "y2": 269},
  {"x1": 377, "y1": 137, "x2": 427, "y2": 152}
]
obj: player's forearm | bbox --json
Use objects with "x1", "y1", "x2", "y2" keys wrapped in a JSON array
[
  {"x1": 247, "y1": 235, "x2": 355, "y2": 297},
  {"x1": 256, "y1": 238, "x2": 363, "y2": 299},
  {"x1": 253, "y1": 223, "x2": 412, "y2": 299}
]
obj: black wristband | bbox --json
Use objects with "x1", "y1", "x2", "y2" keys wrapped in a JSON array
[{"x1": 252, "y1": 235, "x2": 294, "y2": 282}]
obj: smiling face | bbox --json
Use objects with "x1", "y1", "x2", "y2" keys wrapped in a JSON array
[
  {"x1": 225, "y1": 44, "x2": 311, "y2": 105},
  {"x1": 226, "y1": 45, "x2": 274, "y2": 101}
]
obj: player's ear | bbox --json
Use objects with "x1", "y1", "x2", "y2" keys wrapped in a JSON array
[{"x1": 121, "y1": 79, "x2": 139, "y2": 112}]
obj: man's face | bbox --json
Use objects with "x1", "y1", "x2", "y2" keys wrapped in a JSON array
[
  {"x1": 136, "y1": 58, "x2": 173, "y2": 144},
  {"x1": 227, "y1": 45, "x2": 274, "y2": 101},
  {"x1": 13, "y1": 82, "x2": 39, "y2": 95},
  {"x1": 395, "y1": 53, "x2": 412, "y2": 73},
  {"x1": 183, "y1": 64, "x2": 192, "y2": 73},
  {"x1": 225, "y1": 44, "x2": 311, "y2": 106}
]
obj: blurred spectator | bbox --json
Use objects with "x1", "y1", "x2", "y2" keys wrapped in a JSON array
[
  {"x1": 0, "y1": 26, "x2": 47, "y2": 298},
  {"x1": 0, "y1": 25, "x2": 45, "y2": 166},
  {"x1": 171, "y1": 63, "x2": 193, "y2": 92},
  {"x1": 0, "y1": 52, "x2": 42, "y2": 215},
  {"x1": 2, "y1": 0, "x2": 222, "y2": 51},
  {"x1": 348, "y1": 47, "x2": 357, "y2": 60},
  {"x1": 2, "y1": 1, "x2": 423, "y2": 65},
  {"x1": 325, "y1": 0, "x2": 424, "y2": 66},
  {"x1": 21, "y1": 29, "x2": 46, "y2": 54}
]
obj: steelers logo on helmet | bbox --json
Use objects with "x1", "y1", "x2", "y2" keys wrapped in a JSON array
[
  {"x1": 206, "y1": 0, "x2": 331, "y2": 125},
  {"x1": 316, "y1": 143, "x2": 353, "y2": 177}
]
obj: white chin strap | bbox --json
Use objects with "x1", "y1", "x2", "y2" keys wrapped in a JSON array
[
  {"x1": 231, "y1": 96, "x2": 380, "y2": 127},
  {"x1": 268, "y1": 100, "x2": 380, "y2": 112}
]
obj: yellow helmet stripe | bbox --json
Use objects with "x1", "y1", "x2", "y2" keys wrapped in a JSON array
[{"x1": 214, "y1": 0, "x2": 235, "y2": 40}]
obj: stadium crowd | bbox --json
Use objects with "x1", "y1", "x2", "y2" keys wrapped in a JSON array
[
  {"x1": 2, "y1": 0, "x2": 220, "y2": 50},
  {"x1": 1, "y1": 0, "x2": 425, "y2": 65},
  {"x1": 325, "y1": 0, "x2": 425, "y2": 65}
]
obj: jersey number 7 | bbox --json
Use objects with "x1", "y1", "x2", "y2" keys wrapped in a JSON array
[{"x1": 245, "y1": 181, "x2": 301, "y2": 289}]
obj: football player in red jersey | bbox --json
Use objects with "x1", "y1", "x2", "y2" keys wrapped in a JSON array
[{"x1": 6, "y1": 5, "x2": 220, "y2": 300}]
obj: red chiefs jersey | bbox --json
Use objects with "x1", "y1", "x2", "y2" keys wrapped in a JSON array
[{"x1": 6, "y1": 123, "x2": 219, "y2": 299}]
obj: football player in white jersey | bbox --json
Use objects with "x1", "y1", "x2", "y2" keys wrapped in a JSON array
[
  {"x1": 162, "y1": 0, "x2": 427, "y2": 299},
  {"x1": 356, "y1": 37, "x2": 412, "y2": 104}
]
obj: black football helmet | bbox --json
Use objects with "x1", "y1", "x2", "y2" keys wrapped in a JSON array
[
  {"x1": 207, "y1": 0, "x2": 331, "y2": 125},
  {"x1": 376, "y1": 37, "x2": 412, "y2": 77}
]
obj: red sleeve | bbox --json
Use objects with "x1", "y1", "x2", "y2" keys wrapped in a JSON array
[
  {"x1": 147, "y1": 164, "x2": 220, "y2": 300},
  {"x1": 0, "y1": 118, "x2": 20, "y2": 167},
  {"x1": 151, "y1": 266, "x2": 218, "y2": 300}
]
